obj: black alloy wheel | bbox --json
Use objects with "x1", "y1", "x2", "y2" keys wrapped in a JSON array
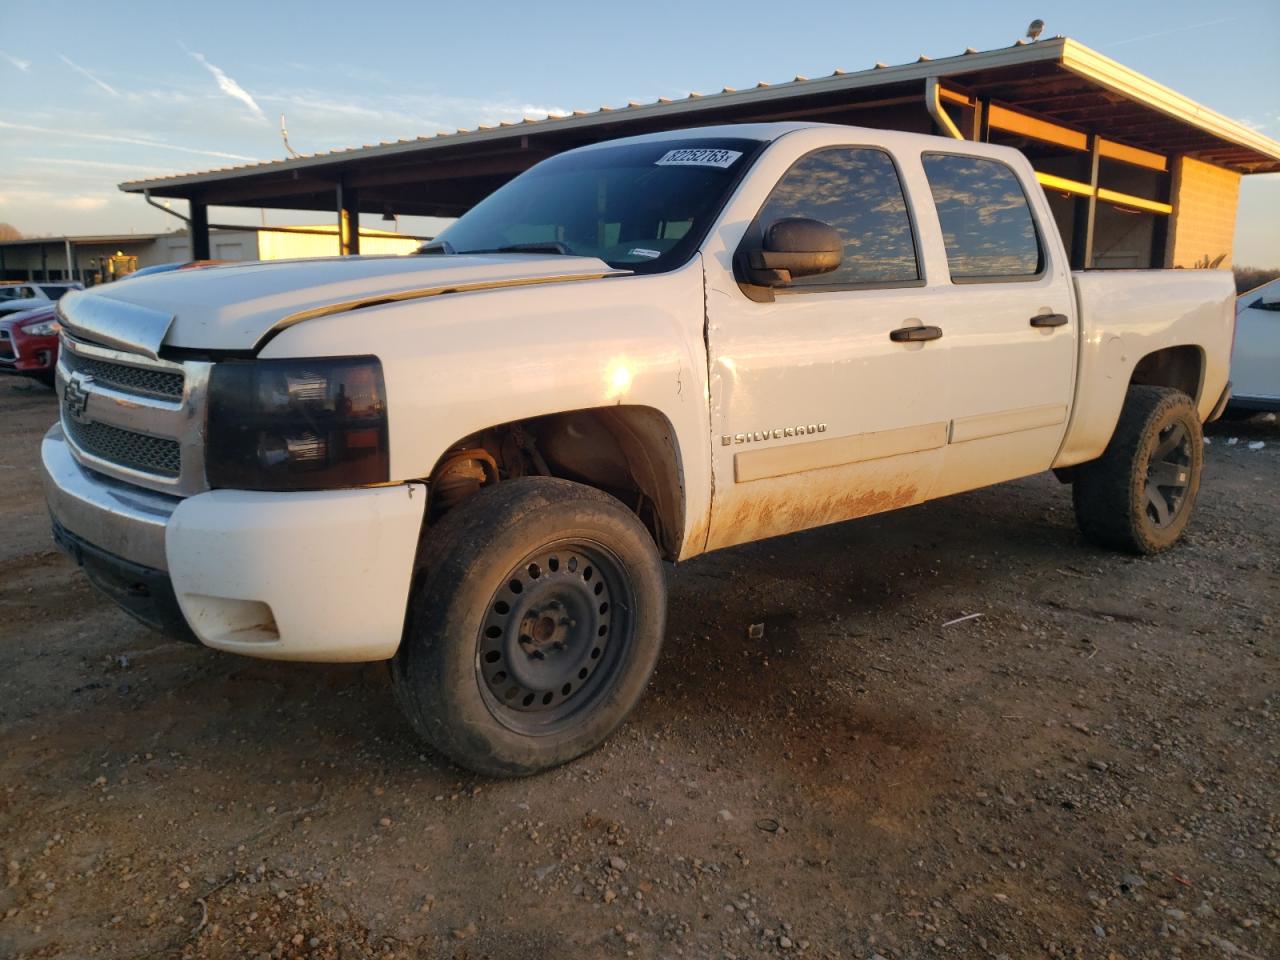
[
  {"x1": 1072, "y1": 385, "x2": 1203, "y2": 555},
  {"x1": 1143, "y1": 420, "x2": 1193, "y2": 529}
]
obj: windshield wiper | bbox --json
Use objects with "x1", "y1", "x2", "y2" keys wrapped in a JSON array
[
  {"x1": 419, "y1": 240, "x2": 575, "y2": 256},
  {"x1": 489, "y1": 241, "x2": 574, "y2": 255},
  {"x1": 417, "y1": 239, "x2": 455, "y2": 255}
]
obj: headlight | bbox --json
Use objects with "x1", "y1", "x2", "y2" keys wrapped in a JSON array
[
  {"x1": 21, "y1": 318, "x2": 59, "y2": 336},
  {"x1": 206, "y1": 356, "x2": 390, "y2": 490}
]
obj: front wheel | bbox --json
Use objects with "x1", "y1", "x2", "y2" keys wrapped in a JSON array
[
  {"x1": 1072, "y1": 385, "x2": 1203, "y2": 555},
  {"x1": 391, "y1": 477, "x2": 667, "y2": 777}
]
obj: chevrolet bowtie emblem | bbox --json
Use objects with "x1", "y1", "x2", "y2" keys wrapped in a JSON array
[{"x1": 63, "y1": 372, "x2": 94, "y2": 424}]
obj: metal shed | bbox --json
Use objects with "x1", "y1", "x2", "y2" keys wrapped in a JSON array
[{"x1": 119, "y1": 37, "x2": 1280, "y2": 270}]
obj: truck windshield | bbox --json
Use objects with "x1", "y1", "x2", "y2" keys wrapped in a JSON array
[{"x1": 422, "y1": 137, "x2": 766, "y2": 272}]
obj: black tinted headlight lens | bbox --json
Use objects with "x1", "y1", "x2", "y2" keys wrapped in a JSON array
[{"x1": 206, "y1": 357, "x2": 390, "y2": 490}]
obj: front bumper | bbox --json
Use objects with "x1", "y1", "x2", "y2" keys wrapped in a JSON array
[
  {"x1": 51, "y1": 516, "x2": 197, "y2": 642},
  {"x1": 0, "y1": 329, "x2": 58, "y2": 374},
  {"x1": 42, "y1": 424, "x2": 427, "y2": 661}
]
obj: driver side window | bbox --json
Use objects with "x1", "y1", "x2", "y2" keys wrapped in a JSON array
[{"x1": 757, "y1": 147, "x2": 920, "y2": 289}]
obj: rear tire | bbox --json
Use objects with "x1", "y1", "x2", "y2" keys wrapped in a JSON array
[
  {"x1": 391, "y1": 477, "x2": 667, "y2": 777},
  {"x1": 1072, "y1": 385, "x2": 1203, "y2": 555}
]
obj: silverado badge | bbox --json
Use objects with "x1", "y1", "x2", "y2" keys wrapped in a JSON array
[{"x1": 721, "y1": 423, "x2": 827, "y2": 446}]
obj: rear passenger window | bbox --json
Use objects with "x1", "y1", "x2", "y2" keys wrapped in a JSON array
[
  {"x1": 922, "y1": 154, "x2": 1042, "y2": 281},
  {"x1": 757, "y1": 147, "x2": 919, "y2": 288}
]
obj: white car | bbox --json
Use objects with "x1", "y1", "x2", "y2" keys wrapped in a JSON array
[
  {"x1": 42, "y1": 122, "x2": 1234, "y2": 776},
  {"x1": 0, "y1": 281, "x2": 83, "y2": 318},
  {"x1": 1228, "y1": 278, "x2": 1280, "y2": 414}
]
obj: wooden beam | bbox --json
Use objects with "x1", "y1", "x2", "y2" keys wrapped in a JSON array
[
  {"x1": 187, "y1": 176, "x2": 339, "y2": 206},
  {"x1": 987, "y1": 103, "x2": 1088, "y2": 151},
  {"x1": 349, "y1": 150, "x2": 550, "y2": 189},
  {"x1": 1035, "y1": 171, "x2": 1094, "y2": 197},
  {"x1": 938, "y1": 86, "x2": 973, "y2": 107},
  {"x1": 1096, "y1": 187, "x2": 1173, "y2": 215},
  {"x1": 1097, "y1": 138, "x2": 1167, "y2": 172}
]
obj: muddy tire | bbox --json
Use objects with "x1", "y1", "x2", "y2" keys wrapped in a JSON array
[
  {"x1": 391, "y1": 477, "x2": 667, "y2": 777},
  {"x1": 1072, "y1": 385, "x2": 1203, "y2": 555}
]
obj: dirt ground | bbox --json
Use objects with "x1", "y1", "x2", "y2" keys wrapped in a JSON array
[{"x1": 0, "y1": 376, "x2": 1276, "y2": 960}]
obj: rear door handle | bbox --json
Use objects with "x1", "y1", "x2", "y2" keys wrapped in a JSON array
[
  {"x1": 889, "y1": 325, "x2": 943, "y2": 343},
  {"x1": 1030, "y1": 313, "x2": 1069, "y2": 328}
]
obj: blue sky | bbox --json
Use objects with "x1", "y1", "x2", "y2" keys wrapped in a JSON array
[{"x1": 1, "y1": 0, "x2": 1277, "y2": 263}]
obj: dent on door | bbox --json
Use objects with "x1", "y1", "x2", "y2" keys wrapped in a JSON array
[{"x1": 704, "y1": 287, "x2": 951, "y2": 553}]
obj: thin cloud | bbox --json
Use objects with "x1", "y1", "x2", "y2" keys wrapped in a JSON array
[
  {"x1": 0, "y1": 120, "x2": 258, "y2": 162},
  {"x1": 26, "y1": 157, "x2": 177, "y2": 176},
  {"x1": 56, "y1": 195, "x2": 111, "y2": 211},
  {"x1": 59, "y1": 54, "x2": 120, "y2": 96},
  {"x1": 1106, "y1": 16, "x2": 1237, "y2": 48},
  {"x1": 2, "y1": 52, "x2": 30, "y2": 72},
  {"x1": 0, "y1": 188, "x2": 112, "y2": 212},
  {"x1": 184, "y1": 46, "x2": 267, "y2": 122}
]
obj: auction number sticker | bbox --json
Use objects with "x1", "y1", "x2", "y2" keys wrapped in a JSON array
[{"x1": 655, "y1": 148, "x2": 743, "y2": 169}]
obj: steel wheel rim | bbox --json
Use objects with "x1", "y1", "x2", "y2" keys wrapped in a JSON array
[
  {"x1": 1144, "y1": 420, "x2": 1192, "y2": 529},
  {"x1": 476, "y1": 539, "x2": 632, "y2": 735}
]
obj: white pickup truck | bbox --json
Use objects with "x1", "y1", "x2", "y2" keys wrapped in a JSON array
[{"x1": 42, "y1": 122, "x2": 1234, "y2": 776}]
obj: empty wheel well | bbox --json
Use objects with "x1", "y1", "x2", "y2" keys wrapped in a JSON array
[
  {"x1": 1129, "y1": 346, "x2": 1204, "y2": 403},
  {"x1": 426, "y1": 406, "x2": 685, "y2": 560}
]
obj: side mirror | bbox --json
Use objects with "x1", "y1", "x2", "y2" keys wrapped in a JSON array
[{"x1": 746, "y1": 217, "x2": 843, "y2": 286}]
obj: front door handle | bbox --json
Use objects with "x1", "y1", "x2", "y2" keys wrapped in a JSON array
[
  {"x1": 890, "y1": 325, "x2": 943, "y2": 343},
  {"x1": 1030, "y1": 313, "x2": 1069, "y2": 328}
]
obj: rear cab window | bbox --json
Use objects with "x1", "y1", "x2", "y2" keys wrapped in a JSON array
[{"x1": 921, "y1": 153, "x2": 1043, "y2": 282}]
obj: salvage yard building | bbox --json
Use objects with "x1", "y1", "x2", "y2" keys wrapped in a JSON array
[{"x1": 117, "y1": 37, "x2": 1279, "y2": 270}]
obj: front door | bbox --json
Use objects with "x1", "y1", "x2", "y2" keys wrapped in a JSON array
[{"x1": 704, "y1": 144, "x2": 950, "y2": 551}]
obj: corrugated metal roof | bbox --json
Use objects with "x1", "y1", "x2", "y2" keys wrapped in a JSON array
[
  {"x1": 118, "y1": 36, "x2": 1280, "y2": 195},
  {"x1": 0, "y1": 233, "x2": 167, "y2": 247}
]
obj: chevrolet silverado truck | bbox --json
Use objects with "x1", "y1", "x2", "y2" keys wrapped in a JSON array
[{"x1": 42, "y1": 122, "x2": 1234, "y2": 776}]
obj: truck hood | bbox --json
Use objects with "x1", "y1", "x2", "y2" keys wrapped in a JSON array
[{"x1": 57, "y1": 254, "x2": 625, "y2": 356}]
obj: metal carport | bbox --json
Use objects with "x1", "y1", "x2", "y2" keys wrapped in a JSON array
[{"x1": 119, "y1": 37, "x2": 1280, "y2": 270}]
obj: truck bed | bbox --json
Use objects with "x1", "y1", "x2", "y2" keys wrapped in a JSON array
[{"x1": 1055, "y1": 268, "x2": 1235, "y2": 468}]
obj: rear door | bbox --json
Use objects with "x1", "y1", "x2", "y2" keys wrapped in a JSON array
[{"x1": 918, "y1": 152, "x2": 1077, "y2": 497}]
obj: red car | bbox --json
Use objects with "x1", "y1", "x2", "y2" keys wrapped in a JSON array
[{"x1": 0, "y1": 304, "x2": 59, "y2": 387}]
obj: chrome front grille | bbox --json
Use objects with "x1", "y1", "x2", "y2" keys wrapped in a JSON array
[
  {"x1": 63, "y1": 416, "x2": 182, "y2": 477},
  {"x1": 62, "y1": 351, "x2": 184, "y2": 400},
  {"x1": 56, "y1": 334, "x2": 211, "y2": 496}
]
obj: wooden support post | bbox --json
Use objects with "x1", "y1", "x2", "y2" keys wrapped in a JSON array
[
  {"x1": 190, "y1": 202, "x2": 210, "y2": 260},
  {"x1": 338, "y1": 183, "x2": 360, "y2": 256},
  {"x1": 1070, "y1": 136, "x2": 1100, "y2": 269}
]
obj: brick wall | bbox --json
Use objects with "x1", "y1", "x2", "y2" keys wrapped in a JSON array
[{"x1": 1165, "y1": 156, "x2": 1241, "y2": 268}]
